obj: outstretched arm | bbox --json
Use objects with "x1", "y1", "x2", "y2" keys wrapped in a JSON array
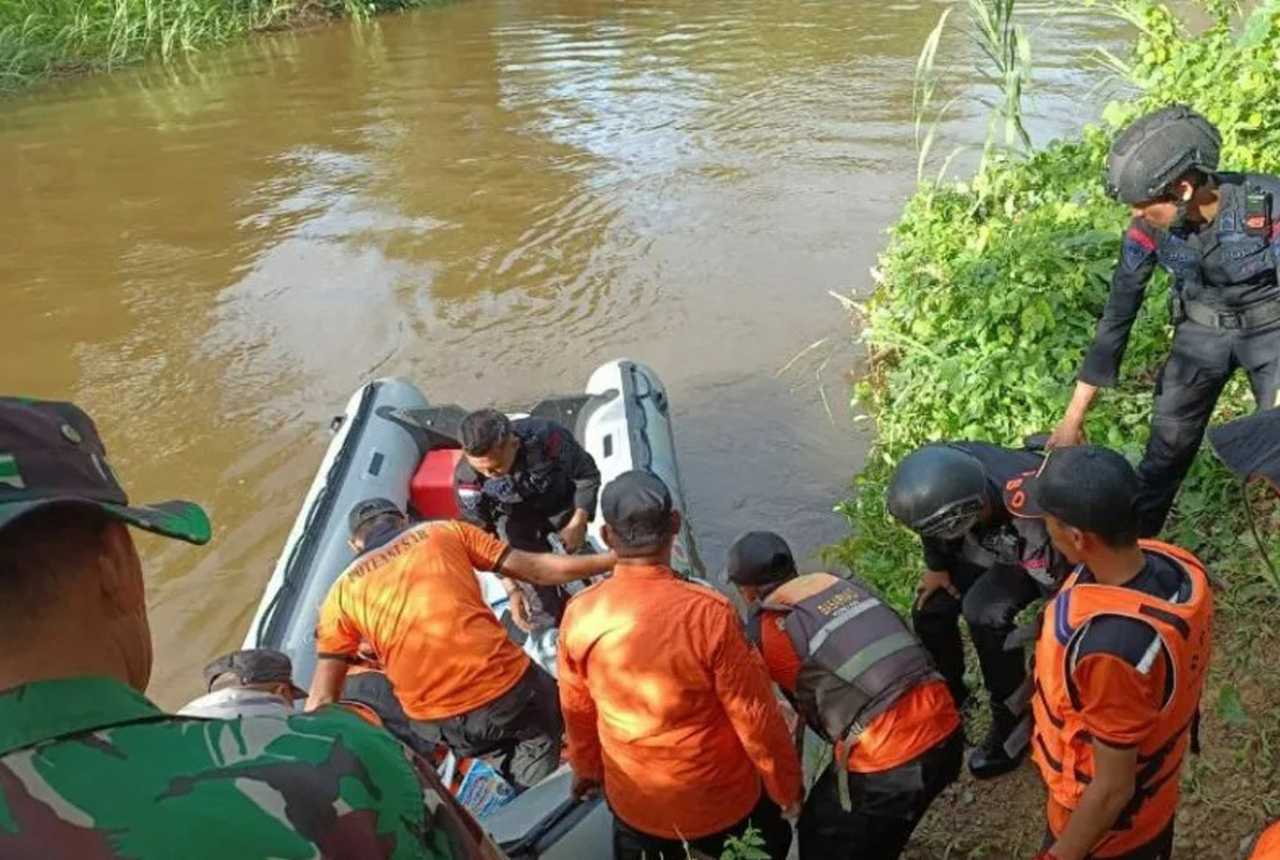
[
  {"x1": 558, "y1": 622, "x2": 604, "y2": 799},
  {"x1": 307, "y1": 657, "x2": 352, "y2": 712},
  {"x1": 1052, "y1": 220, "x2": 1159, "y2": 447},
  {"x1": 500, "y1": 549, "x2": 615, "y2": 586},
  {"x1": 711, "y1": 610, "x2": 803, "y2": 814}
]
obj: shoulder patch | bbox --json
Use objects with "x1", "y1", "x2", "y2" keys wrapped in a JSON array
[{"x1": 1125, "y1": 224, "x2": 1158, "y2": 253}]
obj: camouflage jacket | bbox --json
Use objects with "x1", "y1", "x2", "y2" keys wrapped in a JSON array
[{"x1": 0, "y1": 676, "x2": 500, "y2": 860}]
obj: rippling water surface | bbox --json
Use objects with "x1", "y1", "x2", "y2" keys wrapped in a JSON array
[{"x1": 0, "y1": 0, "x2": 1136, "y2": 705}]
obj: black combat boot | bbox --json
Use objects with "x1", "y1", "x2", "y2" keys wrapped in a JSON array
[{"x1": 967, "y1": 706, "x2": 1026, "y2": 779}]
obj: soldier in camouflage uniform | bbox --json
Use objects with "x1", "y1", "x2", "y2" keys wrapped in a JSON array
[{"x1": 0, "y1": 397, "x2": 501, "y2": 860}]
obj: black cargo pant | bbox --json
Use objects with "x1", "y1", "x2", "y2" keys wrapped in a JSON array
[
  {"x1": 912, "y1": 560, "x2": 1040, "y2": 733},
  {"x1": 341, "y1": 671, "x2": 439, "y2": 760},
  {"x1": 409, "y1": 663, "x2": 563, "y2": 792},
  {"x1": 497, "y1": 506, "x2": 576, "y2": 630},
  {"x1": 613, "y1": 792, "x2": 793, "y2": 860},
  {"x1": 1042, "y1": 820, "x2": 1174, "y2": 860},
  {"x1": 1137, "y1": 319, "x2": 1280, "y2": 537},
  {"x1": 798, "y1": 728, "x2": 964, "y2": 860}
]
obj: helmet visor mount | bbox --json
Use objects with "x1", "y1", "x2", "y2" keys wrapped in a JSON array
[{"x1": 912, "y1": 495, "x2": 984, "y2": 539}]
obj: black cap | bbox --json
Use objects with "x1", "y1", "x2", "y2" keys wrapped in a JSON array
[
  {"x1": 1208, "y1": 408, "x2": 1280, "y2": 488},
  {"x1": 726, "y1": 531, "x2": 797, "y2": 586},
  {"x1": 349, "y1": 497, "x2": 402, "y2": 536},
  {"x1": 601, "y1": 470, "x2": 674, "y2": 546},
  {"x1": 1005, "y1": 445, "x2": 1139, "y2": 534},
  {"x1": 0, "y1": 397, "x2": 211, "y2": 544},
  {"x1": 203, "y1": 649, "x2": 307, "y2": 699}
]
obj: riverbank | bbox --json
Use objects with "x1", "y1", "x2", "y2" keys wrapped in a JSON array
[
  {"x1": 833, "y1": 0, "x2": 1280, "y2": 855},
  {"x1": 0, "y1": 0, "x2": 444, "y2": 91}
]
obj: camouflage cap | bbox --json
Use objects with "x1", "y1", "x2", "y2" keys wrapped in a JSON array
[{"x1": 0, "y1": 397, "x2": 211, "y2": 544}]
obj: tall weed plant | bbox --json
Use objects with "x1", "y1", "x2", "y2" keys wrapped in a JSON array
[{"x1": 832, "y1": 0, "x2": 1280, "y2": 606}]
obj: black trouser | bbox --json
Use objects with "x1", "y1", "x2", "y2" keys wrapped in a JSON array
[
  {"x1": 341, "y1": 671, "x2": 440, "y2": 761},
  {"x1": 912, "y1": 560, "x2": 1040, "y2": 733},
  {"x1": 497, "y1": 507, "x2": 575, "y2": 630},
  {"x1": 1137, "y1": 319, "x2": 1280, "y2": 537},
  {"x1": 1042, "y1": 819, "x2": 1174, "y2": 860},
  {"x1": 613, "y1": 792, "x2": 793, "y2": 860},
  {"x1": 409, "y1": 663, "x2": 563, "y2": 792},
  {"x1": 798, "y1": 728, "x2": 964, "y2": 860}
]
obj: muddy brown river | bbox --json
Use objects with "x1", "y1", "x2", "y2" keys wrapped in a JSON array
[{"x1": 1, "y1": 0, "x2": 1135, "y2": 706}]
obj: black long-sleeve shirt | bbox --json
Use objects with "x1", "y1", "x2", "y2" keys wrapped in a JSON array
[
  {"x1": 1080, "y1": 173, "x2": 1280, "y2": 386},
  {"x1": 453, "y1": 417, "x2": 601, "y2": 532}
]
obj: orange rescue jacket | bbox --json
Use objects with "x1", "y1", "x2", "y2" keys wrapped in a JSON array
[
  {"x1": 1252, "y1": 822, "x2": 1280, "y2": 860},
  {"x1": 1032, "y1": 540, "x2": 1213, "y2": 852}
]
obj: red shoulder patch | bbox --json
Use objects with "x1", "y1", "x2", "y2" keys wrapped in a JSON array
[{"x1": 1125, "y1": 225, "x2": 1157, "y2": 252}]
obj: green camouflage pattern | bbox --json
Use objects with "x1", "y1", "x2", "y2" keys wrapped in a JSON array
[{"x1": 0, "y1": 678, "x2": 474, "y2": 860}]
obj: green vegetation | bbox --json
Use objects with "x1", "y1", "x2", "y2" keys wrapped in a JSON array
[
  {"x1": 833, "y1": 0, "x2": 1280, "y2": 607},
  {"x1": 833, "y1": 1, "x2": 1280, "y2": 850},
  {"x1": 0, "y1": 0, "x2": 438, "y2": 90}
]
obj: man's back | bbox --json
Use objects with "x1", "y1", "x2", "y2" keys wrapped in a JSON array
[
  {"x1": 317, "y1": 521, "x2": 528, "y2": 721},
  {"x1": 0, "y1": 677, "x2": 466, "y2": 860},
  {"x1": 558, "y1": 564, "x2": 799, "y2": 840}
]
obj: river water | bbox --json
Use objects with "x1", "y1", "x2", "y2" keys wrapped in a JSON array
[{"x1": 1, "y1": 0, "x2": 1135, "y2": 706}]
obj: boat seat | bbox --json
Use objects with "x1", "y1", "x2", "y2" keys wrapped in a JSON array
[{"x1": 410, "y1": 448, "x2": 464, "y2": 520}]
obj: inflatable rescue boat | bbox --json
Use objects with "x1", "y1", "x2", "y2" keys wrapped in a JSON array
[{"x1": 244, "y1": 359, "x2": 700, "y2": 859}]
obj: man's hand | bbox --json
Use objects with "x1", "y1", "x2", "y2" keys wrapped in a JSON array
[
  {"x1": 559, "y1": 509, "x2": 590, "y2": 552},
  {"x1": 507, "y1": 586, "x2": 533, "y2": 633},
  {"x1": 571, "y1": 776, "x2": 602, "y2": 802},
  {"x1": 1046, "y1": 418, "x2": 1087, "y2": 450},
  {"x1": 915, "y1": 569, "x2": 960, "y2": 609},
  {"x1": 1048, "y1": 382, "x2": 1099, "y2": 450}
]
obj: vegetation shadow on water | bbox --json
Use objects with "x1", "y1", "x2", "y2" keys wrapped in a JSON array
[{"x1": 0, "y1": 0, "x2": 448, "y2": 90}]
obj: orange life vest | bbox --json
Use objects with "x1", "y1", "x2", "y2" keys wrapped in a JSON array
[
  {"x1": 1031, "y1": 540, "x2": 1213, "y2": 849},
  {"x1": 1252, "y1": 822, "x2": 1280, "y2": 860}
]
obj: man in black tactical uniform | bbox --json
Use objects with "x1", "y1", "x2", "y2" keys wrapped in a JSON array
[
  {"x1": 1048, "y1": 104, "x2": 1280, "y2": 537},
  {"x1": 453, "y1": 408, "x2": 601, "y2": 632},
  {"x1": 888, "y1": 442, "x2": 1067, "y2": 779}
]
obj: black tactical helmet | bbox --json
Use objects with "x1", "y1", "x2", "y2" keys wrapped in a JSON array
[
  {"x1": 887, "y1": 445, "x2": 988, "y2": 539},
  {"x1": 726, "y1": 530, "x2": 798, "y2": 586},
  {"x1": 1105, "y1": 104, "x2": 1221, "y2": 205}
]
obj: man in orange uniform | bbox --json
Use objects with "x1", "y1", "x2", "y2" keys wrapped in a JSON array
[
  {"x1": 1006, "y1": 446, "x2": 1213, "y2": 860},
  {"x1": 726, "y1": 530, "x2": 963, "y2": 860},
  {"x1": 307, "y1": 498, "x2": 616, "y2": 791},
  {"x1": 558, "y1": 471, "x2": 803, "y2": 860}
]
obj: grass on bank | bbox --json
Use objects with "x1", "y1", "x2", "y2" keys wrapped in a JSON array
[
  {"x1": 831, "y1": 0, "x2": 1280, "y2": 853},
  {"x1": 0, "y1": 0, "x2": 439, "y2": 90}
]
